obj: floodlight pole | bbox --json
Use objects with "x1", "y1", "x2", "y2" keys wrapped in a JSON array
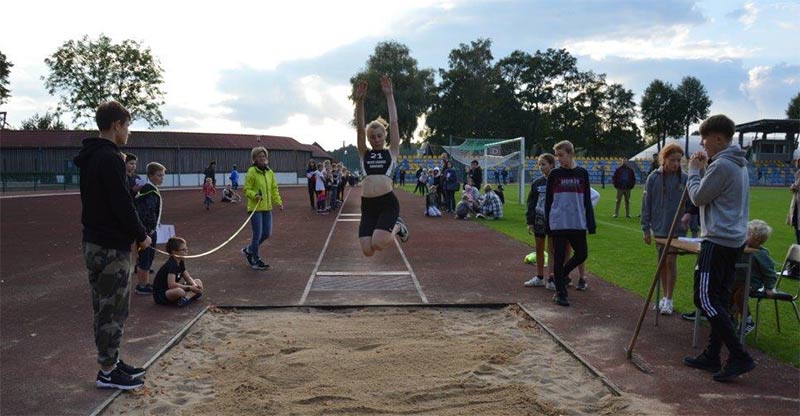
[
  {"x1": 483, "y1": 147, "x2": 488, "y2": 187},
  {"x1": 519, "y1": 136, "x2": 525, "y2": 205}
]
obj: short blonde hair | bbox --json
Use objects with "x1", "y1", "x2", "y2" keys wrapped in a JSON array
[
  {"x1": 748, "y1": 219, "x2": 772, "y2": 246},
  {"x1": 553, "y1": 140, "x2": 574, "y2": 154},
  {"x1": 483, "y1": 184, "x2": 492, "y2": 193},
  {"x1": 251, "y1": 146, "x2": 268, "y2": 161},
  {"x1": 146, "y1": 162, "x2": 166, "y2": 177}
]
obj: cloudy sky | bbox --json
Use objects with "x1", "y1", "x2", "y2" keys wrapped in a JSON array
[{"x1": 1, "y1": 0, "x2": 798, "y2": 150}]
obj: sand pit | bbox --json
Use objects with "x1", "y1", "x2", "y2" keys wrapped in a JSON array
[{"x1": 105, "y1": 306, "x2": 674, "y2": 415}]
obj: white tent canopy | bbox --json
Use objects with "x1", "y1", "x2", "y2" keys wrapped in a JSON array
[{"x1": 630, "y1": 135, "x2": 761, "y2": 160}]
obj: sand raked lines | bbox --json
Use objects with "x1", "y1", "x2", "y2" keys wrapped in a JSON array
[{"x1": 299, "y1": 188, "x2": 427, "y2": 305}]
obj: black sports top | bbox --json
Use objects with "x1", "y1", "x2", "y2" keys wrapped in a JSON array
[{"x1": 361, "y1": 149, "x2": 395, "y2": 177}]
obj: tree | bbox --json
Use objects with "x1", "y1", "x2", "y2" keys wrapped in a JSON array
[
  {"x1": 20, "y1": 112, "x2": 67, "y2": 130},
  {"x1": 788, "y1": 92, "x2": 800, "y2": 119},
  {"x1": 43, "y1": 34, "x2": 168, "y2": 128},
  {"x1": 349, "y1": 41, "x2": 435, "y2": 147},
  {"x1": 426, "y1": 38, "x2": 524, "y2": 146},
  {"x1": 600, "y1": 83, "x2": 642, "y2": 156},
  {"x1": 676, "y1": 76, "x2": 712, "y2": 158},
  {"x1": 0, "y1": 50, "x2": 12, "y2": 105},
  {"x1": 640, "y1": 80, "x2": 683, "y2": 152}
]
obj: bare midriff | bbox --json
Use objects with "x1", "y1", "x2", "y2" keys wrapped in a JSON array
[{"x1": 361, "y1": 175, "x2": 393, "y2": 198}]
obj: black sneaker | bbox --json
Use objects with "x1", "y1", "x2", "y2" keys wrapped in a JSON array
[
  {"x1": 116, "y1": 360, "x2": 146, "y2": 379},
  {"x1": 241, "y1": 247, "x2": 255, "y2": 266},
  {"x1": 252, "y1": 259, "x2": 269, "y2": 270},
  {"x1": 553, "y1": 293, "x2": 570, "y2": 307},
  {"x1": 395, "y1": 217, "x2": 409, "y2": 243},
  {"x1": 713, "y1": 357, "x2": 756, "y2": 382},
  {"x1": 134, "y1": 284, "x2": 153, "y2": 295},
  {"x1": 576, "y1": 278, "x2": 588, "y2": 291},
  {"x1": 96, "y1": 368, "x2": 144, "y2": 390},
  {"x1": 683, "y1": 352, "x2": 722, "y2": 373}
]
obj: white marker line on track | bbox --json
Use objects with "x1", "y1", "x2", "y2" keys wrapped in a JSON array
[
  {"x1": 394, "y1": 238, "x2": 428, "y2": 304},
  {"x1": 298, "y1": 188, "x2": 353, "y2": 305},
  {"x1": 316, "y1": 271, "x2": 411, "y2": 276},
  {"x1": 339, "y1": 213, "x2": 362, "y2": 216},
  {"x1": 336, "y1": 218, "x2": 361, "y2": 222}
]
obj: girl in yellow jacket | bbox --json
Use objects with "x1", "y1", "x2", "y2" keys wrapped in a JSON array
[{"x1": 241, "y1": 147, "x2": 283, "y2": 270}]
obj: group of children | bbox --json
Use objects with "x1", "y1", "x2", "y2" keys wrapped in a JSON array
[
  {"x1": 306, "y1": 159, "x2": 358, "y2": 214},
  {"x1": 126, "y1": 154, "x2": 205, "y2": 307}
]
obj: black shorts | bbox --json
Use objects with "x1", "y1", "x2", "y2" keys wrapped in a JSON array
[
  {"x1": 359, "y1": 192, "x2": 400, "y2": 238},
  {"x1": 136, "y1": 231, "x2": 157, "y2": 270},
  {"x1": 153, "y1": 290, "x2": 171, "y2": 305},
  {"x1": 533, "y1": 214, "x2": 547, "y2": 238}
]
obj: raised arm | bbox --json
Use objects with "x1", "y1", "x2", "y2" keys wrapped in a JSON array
[
  {"x1": 355, "y1": 80, "x2": 367, "y2": 155},
  {"x1": 381, "y1": 76, "x2": 400, "y2": 155}
]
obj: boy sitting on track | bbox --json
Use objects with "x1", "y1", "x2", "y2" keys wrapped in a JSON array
[{"x1": 153, "y1": 237, "x2": 204, "y2": 307}]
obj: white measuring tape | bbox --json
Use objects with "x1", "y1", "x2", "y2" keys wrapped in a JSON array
[{"x1": 146, "y1": 208, "x2": 259, "y2": 259}]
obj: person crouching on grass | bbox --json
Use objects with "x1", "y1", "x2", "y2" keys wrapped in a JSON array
[{"x1": 153, "y1": 237, "x2": 204, "y2": 307}]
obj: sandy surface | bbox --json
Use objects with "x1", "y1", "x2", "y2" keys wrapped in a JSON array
[{"x1": 105, "y1": 306, "x2": 674, "y2": 415}]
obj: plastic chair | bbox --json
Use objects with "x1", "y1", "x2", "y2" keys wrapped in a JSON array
[{"x1": 750, "y1": 244, "x2": 800, "y2": 340}]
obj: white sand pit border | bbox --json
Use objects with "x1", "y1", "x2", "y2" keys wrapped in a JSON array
[{"x1": 97, "y1": 304, "x2": 675, "y2": 416}]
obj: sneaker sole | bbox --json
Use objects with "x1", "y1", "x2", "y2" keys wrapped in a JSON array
[
  {"x1": 713, "y1": 361, "x2": 756, "y2": 382},
  {"x1": 96, "y1": 380, "x2": 144, "y2": 390},
  {"x1": 682, "y1": 358, "x2": 721, "y2": 373}
]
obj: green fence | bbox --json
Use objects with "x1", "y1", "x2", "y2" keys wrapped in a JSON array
[{"x1": 0, "y1": 172, "x2": 81, "y2": 192}]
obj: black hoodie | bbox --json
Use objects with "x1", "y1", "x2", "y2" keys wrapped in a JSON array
[{"x1": 74, "y1": 137, "x2": 146, "y2": 250}]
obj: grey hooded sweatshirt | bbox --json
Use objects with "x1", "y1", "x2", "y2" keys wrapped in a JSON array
[
  {"x1": 687, "y1": 145, "x2": 749, "y2": 248},
  {"x1": 641, "y1": 168, "x2": 689, "y2": 237}
]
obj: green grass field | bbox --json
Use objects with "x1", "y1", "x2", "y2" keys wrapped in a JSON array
[{"x1": 400, "y1": 183, "x2": 800, "y2": 366}]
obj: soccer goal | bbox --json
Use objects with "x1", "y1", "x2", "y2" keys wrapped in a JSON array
[{"x1": 442, "y1": 137, "x2": 525, "y2": 204}]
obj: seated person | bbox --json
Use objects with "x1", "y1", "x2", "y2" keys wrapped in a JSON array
[
  {"x1": 455, "y1": 194, "x2": 473, "y2": 220},
  {"x1": 477, "y1": 184, "x2": 504, "y2": 219},
  {"x1": 731, "y1": 219, "x2": 776, "y2": 334},
  {"x1": 153, "y1": 237, "x2": 204, "y2": 307},
  {"x1": 425, "y1": 185, "x2": 442, "y2": 217},
  {"x1": 463, "y1": 184, "x2": 480, "y2": 212},
  {"x1": 221, "y1": 184, "x2": 242, "y2": 203}
]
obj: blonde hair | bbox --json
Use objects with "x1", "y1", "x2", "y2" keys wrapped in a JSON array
[
  {"x1": 553, "y1": 140, "x2": 574, "y2": 154},
  {"x1": 251, "y1": 146, "x2": 268, "y2": 161},
  {"x1": 366, "y1": 117, "x2": 389, "y2": 144},
  {"x1": 748, "y1": 219, "x2": 772, "y2": 246},
  {"x1": 146, "y1": 162, "x2": 166, "y2": 177}
]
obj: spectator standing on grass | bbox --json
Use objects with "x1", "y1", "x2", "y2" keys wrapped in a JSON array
[
  {"x1": 203, "y1": 161, "x2": 216, "y2": 186},
  {"x1": 442, "y1": 161, "x2": 459, "y2": 212},
  {"x1": 641, "y1": 143, "x2": 691, "y2": 316},
  {"x1": 133, "y1": 162, "x2": 166, "y2": 296},
  {"x1": 788, "y1": 158, "x2": 800, "y2": 244},
  {"x1": 241, "y1": 146, "x2": 283, "y2": 270},
  {"x1": 468, "y1": 160, "x2": 483, "y2": 190},
  {"x1": 229, "y1": 165, "x2": 240, "y2": 190},
  {"x1": 432, "y1": 167, "x2": 443, "y2": 208},
  {"x1": 153, "y1": 237, "x2": 204, "y2": 307},
  {"x1": 545, "y1": 140, "x2": 596, "y2": 307},
  {"x1": 682, "y1": 114, "x2": 755, "y2": 382},
  {"x1": 501, "y1": 168, "x2": 508, "y2": 184},
  {"x1": 74, "y1": 101, "x2": 150, "y2": 390},
  {"x1": 525, "y1": 153, "x2": 555, "y2": 288},
  {"x1": 612, "y1": 159, "x2": 636, "y2": 218}
]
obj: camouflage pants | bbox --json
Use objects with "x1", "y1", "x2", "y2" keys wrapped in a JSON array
[{"x1": 83, "y1": 242, "x2": 132, "y2": 366}]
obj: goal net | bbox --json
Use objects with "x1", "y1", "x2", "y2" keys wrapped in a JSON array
[{"x1": 442, "y1": 137, "x2": 525, "y2": 204}]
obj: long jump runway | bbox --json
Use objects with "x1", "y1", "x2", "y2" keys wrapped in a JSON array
[{"x1": 299, "y1": 188, "x2": 428, "y2": 305}]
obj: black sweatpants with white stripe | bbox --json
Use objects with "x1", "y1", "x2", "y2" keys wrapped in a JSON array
[{"x1": 693, "y1": 240, "x2": 750, "y2": 360}]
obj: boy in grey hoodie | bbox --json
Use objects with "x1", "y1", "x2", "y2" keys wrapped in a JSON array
[{"x1": 683, "y1": 114, "x2": 755, "y2": 382}]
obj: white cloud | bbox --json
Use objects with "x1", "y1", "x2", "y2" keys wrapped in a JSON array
[
  {"x1": 562, "y1": 25, "x2": 755, "y2": 61},
  {"x1": 739, "y1": 2, "x2": 759, "y2": 27},
  {"x1": 740, "y1": 63, "x2": 800, "y2": 118}
]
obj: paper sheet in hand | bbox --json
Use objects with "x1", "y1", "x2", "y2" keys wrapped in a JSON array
[
  {"x1": 678, "y1": 237, "x2": 703, "y2": 243},
  {"x1": 156, "y1": 224, "x2": 175, "y2": 244}
]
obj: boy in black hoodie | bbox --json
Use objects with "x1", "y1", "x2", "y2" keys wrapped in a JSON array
[{"x1": 74, "y1": 101, "x2": 151, "y2": 390}]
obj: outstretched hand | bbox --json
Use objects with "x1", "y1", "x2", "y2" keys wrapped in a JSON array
[
  {"x1": 355, "y1": 80, "x2": 367, "y2": 101},
  {"x1": 380, "y1": 75, "x2": 393, "y2": 96}
]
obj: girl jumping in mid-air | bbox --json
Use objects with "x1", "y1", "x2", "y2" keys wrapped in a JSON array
[{"x1": 354, "y1": 76, "x2": 408, "y2": 256}]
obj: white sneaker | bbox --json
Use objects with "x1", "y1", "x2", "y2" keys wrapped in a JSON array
[
  {"x1": 660, "y1": 299, "x2": 673, "y2": 315},
  {"x1": 524, "y1": 276, "x2": 545, "y2": 287},
  {"x1": 654, "y1": 297, "x2": 666, "y2": 311},
  {"x1": 545, "y1": 278, "x2": 556, "y2": 291}
]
